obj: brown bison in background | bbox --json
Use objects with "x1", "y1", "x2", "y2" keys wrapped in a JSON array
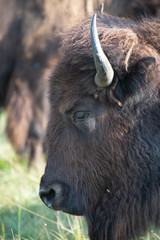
[
  {"x1": 39, "y1": 8, "x2": 160, "y2": 240},
  {"x1": 105, "y1": 0, "x2": 160, "y2": 18},
  {"x1": 0, "y1": 0, "x2": 102, "y2": 167}
]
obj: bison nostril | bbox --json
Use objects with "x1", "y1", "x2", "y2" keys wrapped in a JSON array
[
  {"x1": 46, "y1": 189, "x2": 56, "y2": 201},
  {"x1": 39, "y1": 189, "x2": 55, "y2": 208},
  {"x1": 39, "y1": 184, "x2": 63, "y2": 209}
]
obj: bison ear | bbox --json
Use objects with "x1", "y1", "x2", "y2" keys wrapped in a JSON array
[
  {"x1": 113, "y1": 56, "x2": 157, "y2": 104},
  {"x1": 132, "y1": 56, "x2": 157, "y2": 73}
]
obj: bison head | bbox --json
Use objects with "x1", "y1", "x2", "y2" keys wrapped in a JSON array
[{"x1": 39, "y1": 13, "x2": 160, "y2": 240}]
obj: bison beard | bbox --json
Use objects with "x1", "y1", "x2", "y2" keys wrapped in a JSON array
[{"x1": 39, "y1": 13, "x2": 160, "y2": 240}]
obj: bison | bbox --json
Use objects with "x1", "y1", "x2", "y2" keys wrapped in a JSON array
[
  {"x1": 39, "y1": 10, "x2": 160, "y2": 240},
  {"x1": 40, "y1": 10, "x2": 160, "y2": 240}
]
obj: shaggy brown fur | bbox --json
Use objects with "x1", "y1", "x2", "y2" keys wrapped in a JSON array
[{"x1": 40, "y1": 13, "x2": 160, "y2": 240}]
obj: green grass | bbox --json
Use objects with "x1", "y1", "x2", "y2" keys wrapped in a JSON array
[
  {"x1": 0, "y1": 110, "x2": 160, "y2": 240},
  {"x1": 0, "y1": 111, "x2": 88, "y2": 240}
]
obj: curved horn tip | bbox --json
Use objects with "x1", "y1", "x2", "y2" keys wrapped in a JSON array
[{"x1": 91, "y1": 13, "x2": 97, "y2": 31}]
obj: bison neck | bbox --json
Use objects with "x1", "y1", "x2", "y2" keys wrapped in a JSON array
[{"x1": 85, "y1": 174, "x2": 160, "y2": 240}]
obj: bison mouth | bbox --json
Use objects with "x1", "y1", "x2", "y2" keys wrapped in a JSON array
[{"x1": 39, "y1": 182, "x2": 84, "y2": 216}]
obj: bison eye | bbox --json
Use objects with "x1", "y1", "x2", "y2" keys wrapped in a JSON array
[{"x1": 73, "y1": 111, "x2": 90, "y2": 122}]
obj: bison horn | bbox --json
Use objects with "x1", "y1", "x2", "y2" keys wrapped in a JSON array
[
  {"x1": 99, "y1": 3, "x2": 104, "y2": 13},
  {"x1": 90, "y1": 13, "x2": 114, "y2": 88}
]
